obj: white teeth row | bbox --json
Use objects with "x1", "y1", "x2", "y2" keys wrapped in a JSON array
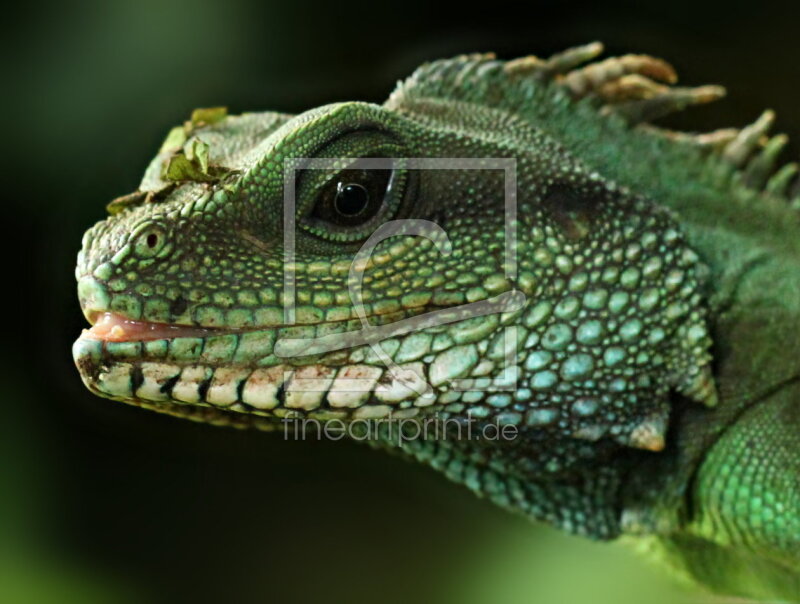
[
  {"x1": 91, "y1": 360, "x2": 433, "y2": 418},
  {"x1": 79, "y1": 324, "x2": 126, "y2": 339}
]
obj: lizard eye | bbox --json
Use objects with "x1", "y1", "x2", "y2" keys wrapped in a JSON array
[
  {"x1": 294, "y1": 129, "x2": 412, "y2": 244},
  {"x1": 310, "y1": 168, "x2": 392, "y2": 228},
  {"x1": 300, "y1": 158, "x2": 408, "y2": 243}
]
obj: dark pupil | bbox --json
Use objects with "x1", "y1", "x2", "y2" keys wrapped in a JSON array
[
  {"x1": 310, "y1": 167, "x2": 392, "y2": 227},
  {"x1": 334, "y1": 183, "x2": 369, "y2": 217},
  {"x1": 146, "y1": 233, "x2": 159, "y2": 248}
]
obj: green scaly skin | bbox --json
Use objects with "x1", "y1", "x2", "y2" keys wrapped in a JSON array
[{"x1": 72, "y1": 44, "x2": 799, "y2": 601}]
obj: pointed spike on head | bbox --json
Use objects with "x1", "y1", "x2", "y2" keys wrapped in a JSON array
[
  {"x1": 504, "y1": 55, "x2": 546, "y2": 77},
  {"x1": 692, "y1": 128, "x2": 740, "y2": 151},
  {"x1": 620, "y1": 413, "x2": 668, "y2": 452},
  {"x1": 618, "y1": 55, "x2": 677, "y2": 85},
  {"x1": 543, "y1": 41, "x2": 605, "y2": 75},
  {"x1": 723, "y1": 109, "x2": 776, "y2": 167},
  {"x1": 563, "y1": 54, "x2": 677, "y2": 98},
  {"x1": 766, "y1": 162, "x2": 798, "y2": 197},
  {"x1": 639, "y1": 126, "x2": 738, "y2": 152},
  {"x1": 761, "y1": 133, "x2": 789, "y2": 163},
  {"x1": 688, "y1": 84, "x2": 727, "y2": 104},
  {"x1": 744, "y1": 134, "x2": 789, "y2": 190},
  {"x1": 610, "y1": 84, "x2": 726, "y2": 124},
  {"x1": 677, "y1": 364, "x2": 719, "y2": 408},
  {"x1": 596, "y1": 74, "x2": 668, "y2": 103}
]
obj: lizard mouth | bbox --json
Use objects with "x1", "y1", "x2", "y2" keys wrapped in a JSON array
[
  {"x1": 73, "y1": 293, "x2": 527, "y2": 421},
  {"x1": 72, "y1": 308, "x2": 438, "y2": 423},
  {"x1": 80, "y1": 289, "x2": 528, "y2": 351},
  {"x1": 82, "y1": 312, "x2": 223, "y2": 342}
]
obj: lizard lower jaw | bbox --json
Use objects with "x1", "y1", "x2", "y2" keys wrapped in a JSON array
[{"x1": 82, "y1": 312, "x2": 220, "y2": 342}]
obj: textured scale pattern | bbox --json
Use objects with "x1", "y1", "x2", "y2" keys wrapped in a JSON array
[{"x1": 73, "y1": 44, "x2": 799, "y2": 601}]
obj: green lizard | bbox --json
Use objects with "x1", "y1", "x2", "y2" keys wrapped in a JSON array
[{"x1": 72, "y1": 43, "x2": 799, "y2": 601}]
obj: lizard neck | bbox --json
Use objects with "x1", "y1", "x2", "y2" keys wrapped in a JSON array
[
  {"x1": 675, "y1": 189, "x2": 800, "y2": 408},
  {"x1": 620, "y1": 187, "x2": 800, "y2": 535}
]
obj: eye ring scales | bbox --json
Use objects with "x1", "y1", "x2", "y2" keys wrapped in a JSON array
[{"x1": 131, "y1": 222, "x2": 168, "y2": 259}]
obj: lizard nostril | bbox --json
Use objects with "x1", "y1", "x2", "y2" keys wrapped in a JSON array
[{"x1": 169, "y1": 296, "x2": 188, "y2": 317}]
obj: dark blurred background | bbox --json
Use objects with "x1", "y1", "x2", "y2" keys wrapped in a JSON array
[{"x1": 3, "y1": 1, "x2": 798, "y2": 602}]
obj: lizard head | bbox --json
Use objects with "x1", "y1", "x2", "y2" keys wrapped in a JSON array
[{"x1": 74, "y1": 49, "x2": 718, "y2": 536}]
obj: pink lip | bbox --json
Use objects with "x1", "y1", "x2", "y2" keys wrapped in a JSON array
[{"x1": 82, "y1": 312, "x2": 219, "y2": 342}]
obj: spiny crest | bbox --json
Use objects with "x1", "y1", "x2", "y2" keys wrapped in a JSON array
[{"x1": 387, "y1": 42, "x2": 799, "y2": 209}]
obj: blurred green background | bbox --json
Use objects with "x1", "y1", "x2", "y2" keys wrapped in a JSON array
[{"x1": 4, "y1": 0, "x2": 798, "y2": 602}]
